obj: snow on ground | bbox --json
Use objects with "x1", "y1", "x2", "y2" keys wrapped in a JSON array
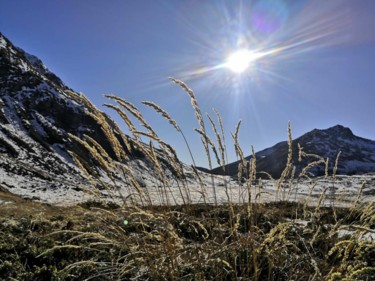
[
  {"x1": 337, "y1": 228, "x2": 375, "y2": 241},
  {"x1": 0, "y1": 162, "x2": 91, "y2": 205},
  {"x1": 1, "y1": 159, "x2": 374, "y2": 208}
]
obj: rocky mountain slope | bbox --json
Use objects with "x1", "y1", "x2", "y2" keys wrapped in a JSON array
[
  {"x1": 0, "y1": 32, "x2": 186, "y2": 204},
  {"x1": 212, "y1": 125, "x2": 375, "y2": 178}
]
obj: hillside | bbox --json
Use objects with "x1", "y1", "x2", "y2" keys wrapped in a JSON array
[
  {"x1": 212, "y1": 125, "x2": 375, "y2": 178},
  {"x1": 0, "y1": 32, "x2": 178, "y2": 204}
]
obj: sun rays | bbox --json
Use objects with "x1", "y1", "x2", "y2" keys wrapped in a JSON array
[{"x1": 161, "y1": 0, "x2": 352, "y2": 90}]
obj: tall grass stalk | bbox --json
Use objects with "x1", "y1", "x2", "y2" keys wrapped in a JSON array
[
  {"x1": 276, "y1": 121, "x2": 293, "y2": 201},
  {"x1": 170, "y1": 77, "x2": 217, "y2": 205}
]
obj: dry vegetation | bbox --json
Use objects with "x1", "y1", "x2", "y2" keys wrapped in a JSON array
[{"x1": 1, "y1": 79, "x2": 374, "y2": 280}]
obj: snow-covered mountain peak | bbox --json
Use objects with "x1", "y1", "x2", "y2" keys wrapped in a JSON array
[{"x1": 309, "y1": 125, "x2": 354, "y2": 139}]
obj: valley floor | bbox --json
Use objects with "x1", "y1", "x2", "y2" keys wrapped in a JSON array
[{"x1": 1, "y1": 171, "x2": 374, "y2": 207}]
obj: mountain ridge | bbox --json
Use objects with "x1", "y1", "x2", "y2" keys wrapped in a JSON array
[{"x1": 211, "y1": 124, "x2": 375, "y2": 178}]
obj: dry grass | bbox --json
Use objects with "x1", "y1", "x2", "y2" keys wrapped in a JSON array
[
  {"x1": 1, "y1": 79, "x2": 374, "y2": 280},
  {"x1": 1, "y1": 198, "x2": 373, "y2": 280}
]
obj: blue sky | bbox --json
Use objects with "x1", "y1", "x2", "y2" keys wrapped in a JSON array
[{"x1": 1, "y1": 0, "x2": 375, "y2": 167}]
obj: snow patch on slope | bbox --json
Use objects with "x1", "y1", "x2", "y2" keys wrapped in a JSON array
[{"x1": 0, "y1": 36, "x2": 7, "y2": 49}]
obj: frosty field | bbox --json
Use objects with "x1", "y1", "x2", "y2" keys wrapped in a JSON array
[{"x1": 1, "y1": 157, "x2": 374, "y2": 208}]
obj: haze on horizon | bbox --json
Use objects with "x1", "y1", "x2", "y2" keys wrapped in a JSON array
[{"x1": 1, "y1": 0, "x2": 375, "y2": 168}]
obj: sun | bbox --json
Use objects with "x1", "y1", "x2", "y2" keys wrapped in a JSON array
[{"x1": 225, "y1": 49, "x2": 258, "y2": 73}]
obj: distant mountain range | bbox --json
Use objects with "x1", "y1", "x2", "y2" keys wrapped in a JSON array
[{"x1": 211, "y1": 125, "x2": 375, "y2": 178}]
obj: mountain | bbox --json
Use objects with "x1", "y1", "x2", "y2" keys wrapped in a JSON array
[
  {"x1": 212, "y1": 125, "x2": 375, "y2": 178},
  {"x1": 0, "y1": 32, "x2": 182, "y2": 204}
]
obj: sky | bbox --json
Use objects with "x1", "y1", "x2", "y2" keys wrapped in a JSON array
[{"x1": 1, "y1": 0, "x2": 375, "y2": 168}]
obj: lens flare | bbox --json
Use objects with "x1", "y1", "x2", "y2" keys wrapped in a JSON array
[{"x1": 251, "y1": 0, "x2": 289, "y2": 35}]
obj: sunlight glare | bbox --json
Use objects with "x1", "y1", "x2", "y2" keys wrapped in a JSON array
[{"x1": 225, "y1": 49, "x2": 257, "y2": 73}]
